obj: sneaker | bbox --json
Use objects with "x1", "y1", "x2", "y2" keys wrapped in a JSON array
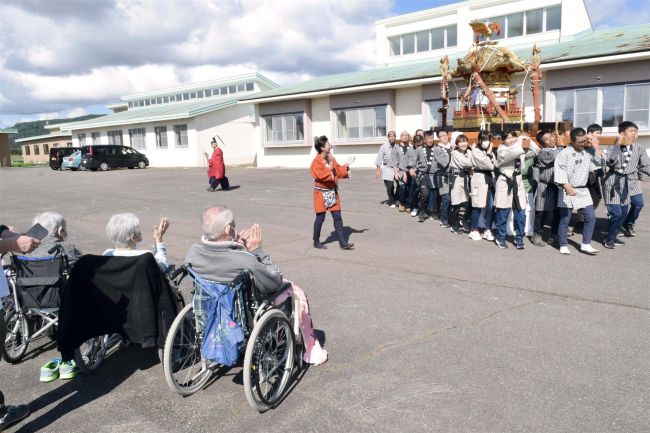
[
  {"x1": 495, "y1": 239, "x2": 508, "y2": 249},
  {"x1": 580, "y1": 244, "x2": 599, "y2": 255},
  {"x1": 440, "y1": 222, "x2": 449, "y2": 228},
  {"x1": 389, "y1": 204, "x2": 396, "y2": 209},
  {"x1": 621, "y1": 226, "x2": 636, "y2": 237},
  {"x1": 530, "y1": 234, "x2": 547, "y2": 247},
  {"x1": 410, "y1": 209, "x2": 418, "y2": 217},
  {"x1": 398, "y1": 204, "x2": 405, "y2": 212},
  {"x1": 313, "y1": 242, "x2": 327, "y2": 249},
  {"x1": 449, "y1": 226, "x2": 458, "y2": 234},
  {"x1": 603, "y1": 240, "x2": 616, "y2": 249},
  {"x1": 0, "y1": 404, "x2": 30, "y2": 431},
  {"x1": 40, "y1": 358, "x2": 61, "y2": 382},
  {"x1": 59, "y1": 360, "x2": 80, "y2": 380},
  {"x1": 559, "y1": 246, "x2": 571, "y2": 255},
  {"x1": 483, "y1": 230, "x2": 495, "y2": 241},
  {"x1": 459, "y1": 222, "x2": 470, "y2": 234},
  {"x1": 515, "y1": 239, "x2": 525, "y2": 250},
  {"x1": 614, "y1": 238, "x2": 626, "y2": 246},
  {"x1": 418, "y1": 215, "x2": 425, "y2": 223},
  {"x1": 340, "y1": 243, "x2": 355, "y2": 250},
  {"x1": 468, "y1": 230, "x2": 482, "y2": 241}
]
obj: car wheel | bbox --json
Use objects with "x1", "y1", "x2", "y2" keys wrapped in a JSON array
[
  {"x1": 89, "y1": 168, "x2": 98, "y2": 171},
  {"x1": 99, "y1": 162, "x2": 109, "y2": 171},
  {"x1": 137, "y1": 160, "x2": 147, "y2": 169},
  {"x1": 70, "y1": 167, "x2": 78, "y2": 171}
]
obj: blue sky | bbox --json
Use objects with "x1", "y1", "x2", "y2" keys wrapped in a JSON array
[{"x1": 1, "y1": 0, "x2": 648, "y2": 129}]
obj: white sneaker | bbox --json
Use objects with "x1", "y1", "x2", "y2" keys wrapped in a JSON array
[
  {"x1": 580, "y1": 244, "x2": 599, "y2": 255},
  {"x1": 410, "y1": 209, "x2": 418, "y2": 217},
  {"x1": 559, "y1": 246, "x2": 571, "y2": 255},
  {"x1": 389, "y1": 204, "x2": 396, "y2": 208},
  {"x1": 483, "y1": 230, "x2": 495, "y2": 241},
  {"x1": 468, "y1": 230, "x2": 482, "y2": 241}
]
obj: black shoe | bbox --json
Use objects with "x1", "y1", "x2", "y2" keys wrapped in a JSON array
[
  {"x1": 313, "y1": 242, "x2": 327, "y2": 249},
  {"x1": 621, "y1": 226, "x2": 636, "y2": 237},
  {"x1": 340, "y1": 243, "x2": 355, "y2": 250},
  {"x1": 0, "y1": 404, "x2": 30, "y2": 431},
  {"x1": 206, "y1": 187, "x2": 215, "y2": 192},
  {"x1": 614, "y1": 238, "x2": 626, "y2": 246},
  {"x1": 495, "y1": 239, "x2": 508, "y2": 249},
  {"x1": 603, "y1": 240, "x2": 616, "y2": 249},
  {"x1": 418, "y1": 215, "x2": 425, "y2": 223}
]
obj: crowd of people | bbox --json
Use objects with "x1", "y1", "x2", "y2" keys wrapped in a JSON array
[{"x1": 375, "y1": 121, "x2": 650, "y2": 254}]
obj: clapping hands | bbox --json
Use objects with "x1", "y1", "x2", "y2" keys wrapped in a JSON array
[
  {"x1": 237, "y1": 223, "x2": 263, "y2": 251},
  {"x1": 153, "y1": 217, "x2": 170, "y2": 243}
]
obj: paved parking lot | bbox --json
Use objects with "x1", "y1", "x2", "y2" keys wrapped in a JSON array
[{"x1": 1, "y1": 166, "x2": 649, "y2": 433}]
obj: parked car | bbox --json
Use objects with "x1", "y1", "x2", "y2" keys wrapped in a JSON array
[
  {"x1": 80, "y1": 145, "x2": 149, "y2": 171},
  {"x1": 49, "y1": 147, "x2": 80, "y2": 170},
  {"x1": 61, "y1": 150, "x2": 83, "y2": 171}
]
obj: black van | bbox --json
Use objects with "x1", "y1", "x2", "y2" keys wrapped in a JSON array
[
  {"x1": 80, "y1": 145, "x2": 149, "y2": 171},
  {"x1": 49, "y1": 147, "x2": 79, "y2": 170}
]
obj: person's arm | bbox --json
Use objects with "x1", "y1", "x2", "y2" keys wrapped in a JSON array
[
  {"x1": 636, "y1": 146, "x2": 650, "y2": 177},
  {"x1": 311, "y1": 157, "x2": 335, "y2": 182},
  {"x1": 554, "y1": 151, "x2": 575, "y2": 196},
  {"x1": 152, "y1": 217, "x2": 170, "y2": 271},
  {"x1": 497, "y1": 143, "x2": 524, "y2": 167},
  {"x1": 239, "y1": 224, "x2": 283, "y2": 293},
  {"x1": 0, "y1": 236, "x2": 40, "y2": 254}
]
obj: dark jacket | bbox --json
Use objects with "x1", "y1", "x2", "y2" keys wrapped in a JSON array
[{"x1": 57, "y1": 254, "x2": 179, "y2": 360}]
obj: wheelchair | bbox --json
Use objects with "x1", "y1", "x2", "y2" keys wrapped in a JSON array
[
  {"x1": 162, "y1": 265, "x2": 304, "y2": 412},
  {"x1": 1, "y1": 244, "x2": 69, "y2": 363}
]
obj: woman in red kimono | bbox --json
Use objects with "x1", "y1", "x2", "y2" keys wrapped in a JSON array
[
  {"x1": 204, "y1": 138, "x2": 226, "y2": 191},
  {"x1": 310, "y1": 135, "x2": 355, "y2": 250}
]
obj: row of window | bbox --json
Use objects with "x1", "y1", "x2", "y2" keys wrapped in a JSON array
[
  {"x1": 263, "y1": 83, "x2": 650, "y2": 145},
  {"x1": 23, "y1": 142, "x2": 73, "y2": 156},
  {"x1": 389, "y1": 25, "x2": 457, "y2": 57},
  {"x1": 76, "y1": 125, "x2": 189, "y2": 149},
  {"x1": 487, "y1": 6, "x2": 561, "y2": 40},
  {"x1": 127, "y1": 82, "x2": 255, "y2": 109}
]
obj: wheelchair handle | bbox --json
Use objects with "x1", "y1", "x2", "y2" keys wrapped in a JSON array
[
  {"x1": 169, "y1": 265, "x2": 187, "y2": 280},
  {"x1": 47, "y1": 245, "x2": 60, "y2": 255}
]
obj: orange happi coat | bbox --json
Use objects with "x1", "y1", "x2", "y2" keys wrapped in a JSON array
[{"x1": 310, "y1": 153, "x2": 349, "y2": 213}]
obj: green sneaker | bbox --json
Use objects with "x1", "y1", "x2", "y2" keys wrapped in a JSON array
[
  {"x1": 59, "y1": 360, "x2": 80, "y2": 380},
  {"x1": 39, "y1": 358, "x2": 61, "y2": 382}
]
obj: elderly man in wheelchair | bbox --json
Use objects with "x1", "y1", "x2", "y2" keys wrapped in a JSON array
[{"x1": 162, "y1": 206, "x2": 327, "y2": 412}]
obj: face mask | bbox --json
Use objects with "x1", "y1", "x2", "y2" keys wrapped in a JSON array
[{"x1": 481, "y1": 141, "x2": 490, "y2": 149}]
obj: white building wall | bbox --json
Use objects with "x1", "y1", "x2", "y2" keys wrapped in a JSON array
[{"x1": 395, "y1": 87, "x2": 424, "y2": 134}]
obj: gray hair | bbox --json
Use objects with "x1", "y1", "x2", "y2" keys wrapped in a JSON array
[
  {"x1": 106, "y1": 213, "x2": 142, "y2": 247},
  {"x1": 202, "y1": 207, "x2": 234, "y2": 241},
  {"x1": 33, "y1": 211, "x2": 66, "y2": 236}
]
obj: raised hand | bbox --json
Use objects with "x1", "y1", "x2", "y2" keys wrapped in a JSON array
[{"x1": 153, "y1": 217, "x2": 170, "y2": 243}]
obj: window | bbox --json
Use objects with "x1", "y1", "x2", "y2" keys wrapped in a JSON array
[
  {"x1": 263, "y1": 113, "x2": 304, "y2": 144},
  {"x1": 107, "y1": 130, "x2": 123, "y2": 146},
  {"x1": 575, "y1": 88, "x2": 598, "y2": 127},
  {"x1": 174, "y1": 124, "x2": 188, "y2": 147},
  {"x1": 182, "y1": 93, "x2": 189, "y2": 100},
  {"x1": 129, "y1": 128, "x2": 146, "y2": 149},
  {"x1": 228, "y1": 85, "x2": 236, "y2": 94},
  {"x1": 91, "y1": 132, "x2": 100, "y2": 145},
  {"x1": 491, "y1": 16, "x2": 506, "y2": 40},
  {"x1": 67, "y1": 142, "x2": 72, "y2": 147},
  {"x1": 156, "y1": 97, "x2": 162, "y2": 104},
  {"x1": 526, "y1": 9, "x2": 543, "y2": 35},
  {"x1": 334, "y1": 106, "x2": 386, "y2": 140},
  {"x1": 426, "y1": 98, "x2": 457, "y2": 129},
  {"x1": 246, "y1": 82, "x2": 254, "y2": 91},
  {"x1": 163, "y1": 96, "x2": 169, "y2": 103},
  {"x1": 25, "y1": 145, "x2": 30, "y2": 155},
  {"x1": 389, "y1": 25, "x2": 456, "y2": 56},
  {"x1": 43, "y1": 144, "x2": 49, "y2": 153},
  {"x1": 507, "y1": 12, "x2": 524, "y2": 38},
  {"x1": 34, "y1": 145, "x2": 40, "y2": 155},
  {"x1": 546, "y1": 6, "x2": 561, "y2": 31},
  {"x1": 237, "y1": 84, "x2": 245, "y2": 92},
  {"x1": 553, "y1": 83, "x2": 650, "y2": 129},
  {"x1": 402, "y1": 33, "x2": 415, "y2": 55},
  {"x1": 155, "y1": 126, "x2": 168, "y2": 148},
  {"x1": 77, "y1": 133, "x2": 86, "y2": 146},
  {"x1": 190, "y1": 92, "x2": 197, "y2": 99},
  {"x1": 220, "y1": 87, "x2": 227, "y2": 95}
]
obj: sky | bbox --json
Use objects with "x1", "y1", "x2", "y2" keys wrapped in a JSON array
[{"x1": 1, "y1": 0, "x2": 649, "y2": 128}]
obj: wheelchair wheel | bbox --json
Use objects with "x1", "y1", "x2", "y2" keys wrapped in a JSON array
[
  {"x1": 74, "y1": 336, "x2": 107, "y2": 372},
  {"x1": 243, "y1": 309, "x2": 295, "y2": 412},
  {"x1": 3, "y1": 311, "x2": 30, "y2": 363},
  {"x1": 163, "y1": 304, "x2": 211, "y2": 396}
]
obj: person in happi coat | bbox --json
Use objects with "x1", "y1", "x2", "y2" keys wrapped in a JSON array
[
  {"x1": 375, "y1": 131, "x2": 398, "y2": 208},
  {"x1": 554, "y1": 127, "x2": 603, "y2": 255},
  {"x1": 601, "y1": 121, "x2": 650, "y2": 249},
  {"x1": 468, "y1": 131, "x2": 496, "y2": 241},
  {"x1": 391, "y1": 131, "x2": 417, "y2": 213},
  {"x1": 408, "y1": 134, "x2": 424, "y2": 216},
  {"x1": 432, "y1": 129, "x2": 453, "y2": 227},
  {"x1": 449, "y1": 134, "x2": 473, "y2": 234},
  {"x1": 311, "y1": 136, "x2": 355, "y2": 250},
  {"x1": 494, "y1": 131, "x2": 540, "y2": 250},
  {"x1": 204, "y1": 138, "x2": 227, "y2": 191},
  {"x1": 415, "y1": 131, "x2": 438, "y2": 223},
  {"x1": 530, "y1": 129, "x2": 562, "y2": 247}
]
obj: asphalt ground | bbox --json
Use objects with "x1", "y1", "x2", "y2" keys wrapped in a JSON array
[{"x1": 0, "y1": 166, "x2": 649, "y2": 433}]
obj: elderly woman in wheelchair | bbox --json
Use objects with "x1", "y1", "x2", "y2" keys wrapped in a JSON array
[{"x1": 163, "y1": 206, "x2": 327, "y2": 412}]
